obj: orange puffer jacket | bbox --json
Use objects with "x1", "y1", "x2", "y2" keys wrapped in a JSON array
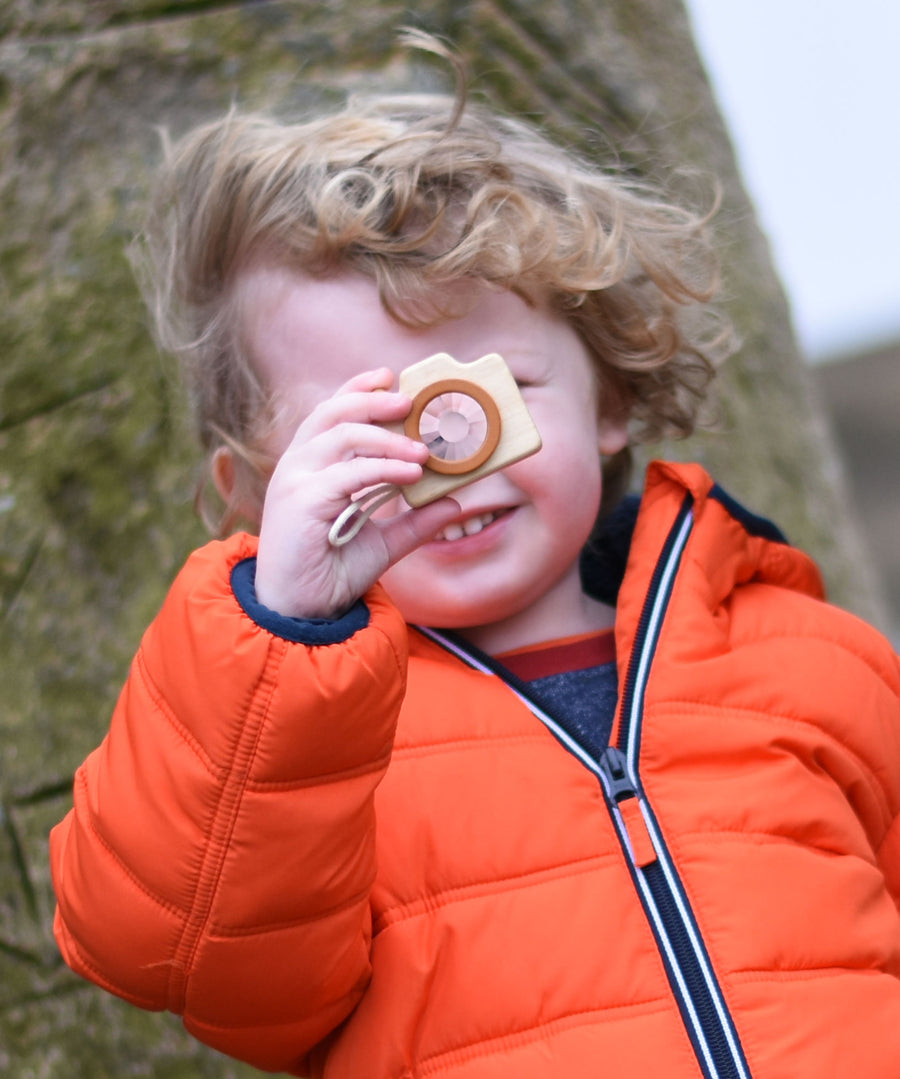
[{"x1": 51, "y1": 461, "x2": 900, "y2": 1078}]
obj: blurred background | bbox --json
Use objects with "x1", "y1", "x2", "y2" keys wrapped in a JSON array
[
  {"x1": 0, "y1": 2, "x2": 896, "y2": 1075},
  {"x1": 687, "y1": 0, "x2": 900, "y2": 641}
]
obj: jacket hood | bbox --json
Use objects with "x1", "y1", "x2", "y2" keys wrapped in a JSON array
[{"x1": 581, "y1": 460, "x2": 825, "y2": 610}]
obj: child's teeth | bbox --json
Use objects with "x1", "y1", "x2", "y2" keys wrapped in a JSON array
[{"x1": 436, "y1": 512, "x2": 498, "y2": 542}]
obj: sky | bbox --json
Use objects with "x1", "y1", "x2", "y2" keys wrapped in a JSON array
[{"x1": 684, "y1": 0, "x2": 900, "y2": 362}]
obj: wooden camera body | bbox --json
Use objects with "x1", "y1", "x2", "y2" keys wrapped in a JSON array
[{"x1": 389, "y1": 352, "x2": 542, "y2": 507}]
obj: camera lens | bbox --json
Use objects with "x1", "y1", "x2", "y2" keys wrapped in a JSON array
[
  {"x1": 418, "y1": 392, "x2": 489, "y2": 462},
  {"x1": 406, "y1": 376, "x2": 502, "y2": 475}
]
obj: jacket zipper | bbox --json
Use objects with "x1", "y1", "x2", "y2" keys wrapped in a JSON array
[
  {"x1": 416, "y1": 493, "x2": 752, "y2": 1078},
  {"x1": 598, "y1": 496, "x2": 751, "y2": 1079}
]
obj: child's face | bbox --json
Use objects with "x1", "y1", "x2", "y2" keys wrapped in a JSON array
[{"x1": 240, "y1": 266, "x2": 628, "y2": 651}]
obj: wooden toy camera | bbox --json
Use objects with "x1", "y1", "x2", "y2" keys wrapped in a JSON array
[{"x1": 391, "y1": 352, "x2": 542, "y2": 506}]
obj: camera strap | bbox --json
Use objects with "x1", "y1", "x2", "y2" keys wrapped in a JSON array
[{"x1": 328, "y1": 483, "x2": 401, "y2": 547}]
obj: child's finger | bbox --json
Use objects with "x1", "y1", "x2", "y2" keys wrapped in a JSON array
[
  {"x1": 299, "y1": 421, "x2": 428, "y2": 470},
  {"x1": 377, "y1": 498, "x2": 462, "y2": 564},
  {"x1": 333, "y1": 366, "x2": 397, "y2": 395},
  {"x1": 321, "y1": 455, "x2": 427, "y2": 507},
  {"x1": 293, "y1": 387, "x2": 414, "y2": 443}
]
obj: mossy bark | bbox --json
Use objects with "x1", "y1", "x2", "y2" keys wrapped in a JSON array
[{"x1": 0, "y1": 1, "x2": 884, "y2": 1075}]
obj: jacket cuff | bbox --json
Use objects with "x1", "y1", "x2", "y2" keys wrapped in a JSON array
[{"x1": 230, "y1": 557, "x2": 370, "y2": 645}]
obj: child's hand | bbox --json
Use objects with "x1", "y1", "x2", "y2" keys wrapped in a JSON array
[{"x1": 253, "y1": 368, "x2": 460, "y2": 620}]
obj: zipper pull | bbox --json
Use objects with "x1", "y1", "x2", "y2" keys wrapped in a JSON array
[
  {"x1": 598, "y1": 746, "x2": 637, "y2": 802},
  {"x1": 599, "y1": 747, "x2": 658, "y2": 868}
]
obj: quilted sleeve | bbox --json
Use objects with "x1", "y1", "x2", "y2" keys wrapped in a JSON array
[
  {"x1": 871, "y1": 643, "x2": 900, "y2": 906},
  {"x1": 828, "y1": 620, "x2": 900, "y2": 907},
  {"x1": 49, "y1": 532, "x2": 409, "y2": 1074}
]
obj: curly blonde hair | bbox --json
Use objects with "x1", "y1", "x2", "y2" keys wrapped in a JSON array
[{"x1": 135, "y1": 47, "x2": 729, "y2": 534}]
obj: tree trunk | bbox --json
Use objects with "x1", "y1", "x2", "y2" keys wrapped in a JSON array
[{"x1": 0, "y1": 1, "x2": 884, "y2": 1074}]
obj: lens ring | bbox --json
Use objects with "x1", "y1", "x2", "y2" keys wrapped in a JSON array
[
  {"x1": 418, "y1": 393, "x2": 488, "y2": 461},
  {"x1": 405, "y1": 378, "x2": 502, "y2": 475}
]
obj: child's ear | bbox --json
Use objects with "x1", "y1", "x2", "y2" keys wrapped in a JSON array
[
  {"x1": 211, "y1": 446, "x2": 237, "y2": 504},
  {"x1": 597, "y1": 412, "x2": 629, "y2": 457},
  {"x1": 210, "y1": 445, "x2": 267, "y2": 531},
  {"x1": 595, "y1": 381, "x2": 630, "y2": 457}
]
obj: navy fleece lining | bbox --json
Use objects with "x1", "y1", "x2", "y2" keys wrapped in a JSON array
[
  {"x1": 230, "y1": 557, "x2": 369, "y2": 645},
  {"x1": 580, "y1": 484, "x2": 788, "y2": 606},
  {"x1": 710, "y1": 485, "x2": 788, "y2": 544}
]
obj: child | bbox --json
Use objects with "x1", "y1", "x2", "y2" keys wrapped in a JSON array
[{"x1": 50, "y1": 42, "x2": 900, "y2": 1079}]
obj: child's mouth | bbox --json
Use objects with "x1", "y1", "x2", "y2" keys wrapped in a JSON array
[{"x1": 433, "y1": 509, "x2": 505, "y2": 542}]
